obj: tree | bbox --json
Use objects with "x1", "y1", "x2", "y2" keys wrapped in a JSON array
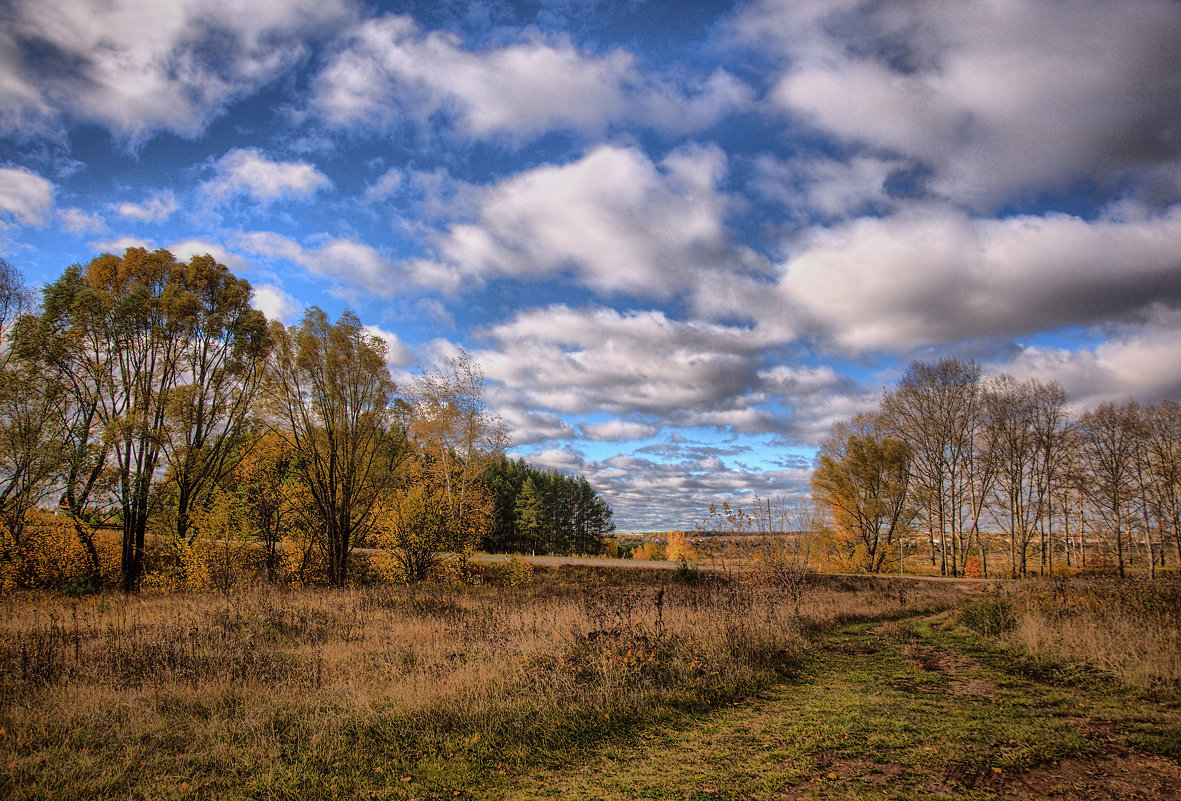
[
  {"x1": 404, "y1": 350, "x2": 507, "y2": 553},
  {"x1": 1135, "y1": 400, "x2": 1180, "y2": 574},
  {"x1": 31, "y1": 250, "x2": 195, "y2": 591},
  {"x1": 984, "y1": 376, "x2": 1067, "y2": 577},
  {"x1": 1076, "y1": 401, "x2": 1142, "y2": 578},
  {"x1": 265, "y1": 308, "x2": 406, "y2": 586},
  {"x1": 514, "y1": 476, "x2": 544, "y2": 553},
  {"x1": 161, "y1": 254, "x2": 270, "y2": 545},
  {"x1": 812, "y1": 415, "x2": 914, "y2": 573},
  {"x1": 0, "y1": 259, "x2": 64, "y2": 548},
  {"x1": 23, "y1": 249, "x2": 271, "y2": 591},
  {"x1": 882, "y1": 358, "x2": 983, "y2": 576}
]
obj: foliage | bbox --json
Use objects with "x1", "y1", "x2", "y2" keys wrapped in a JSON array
[
  {"x1": 0, "y1": 511, "x2": 119, "y2": 594},
  {"x1": 265, "y1": 307, "x2": 406, "y2": 586},
  {"x1": 665, "y1": 530, "x2": 698, "y2": 562},
  {"x1": 485, "y1": 456, "x2": 614, "y2": 555},
  {"x1": 812, "y1": 415, "x2": 914, "y2": 573}
]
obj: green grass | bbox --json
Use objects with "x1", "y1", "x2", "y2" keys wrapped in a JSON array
[{"x1": 494, "y1": 612, "x2": 1181, "y2": 800}]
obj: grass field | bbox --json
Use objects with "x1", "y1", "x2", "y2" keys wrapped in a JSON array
[{"x1": 2, "y1": 567, "x2": 1177, "y2": 799}]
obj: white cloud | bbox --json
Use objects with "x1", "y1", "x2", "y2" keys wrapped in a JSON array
[
  {"x1": 1, "y1": 0, "x2": 355, "y2": 144},
  {"x1": 0, "y1": 166, "x2": 53, "y2": 226},
  {"x1": 362, "y1": 324, "x2": 416, "y2": 366},
  {"x1": 731, "y1": 0, "x2": 1181, "y2": 206},
  {"x1": 57, "y1": 207, "x2": 106, "y2": 234},
  {"x1": 115, "y1": 191, "x2": 179, "y2": 222},
  {"x1": 363, "y1": 167, "x2": 402, "y2": 203},
  {"x1": 203, "y1": 149, "x2": 330, "y2": 206},
  {"x1": 312, "y1": 16, "x2": 632, "y2": 140},
  {"x1": 236, "y1": 231, "x2": 399, "y2": 296},
  {"x1": 581, "y1": 421, "x2": 660, "y2": 442},
  {"x1": 167, "y1": 239, "x2": 250, "y2": 274},
  {"x1": 1002, "y1": 307, "x2": 1181, "y2": 413},
  {"x1": 251, "y1": 283, "x2": 302, "y2": 324},
  {"x1": 750, "y1": 154, "x2": 904, "y2": 222},
  {"x1": 476, "y1": 305, "x2": 770, "y2": 426},
  {"x1": 777, "y1": 206, "x2": 1181, "y2": 352},
  {"x1": 91, "y1": 235, "x2": 153, "y2": 255},
  {"x1": 418, "y1": 144, "x2": 763, "y2": 298},
  {"x1": 311, "y1": 14, "x2": 750, "y2": 142}
]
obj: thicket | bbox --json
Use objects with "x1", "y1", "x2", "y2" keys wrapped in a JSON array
[{"x1": 0, "y1": 251, "x2": 613, "y2": 594}]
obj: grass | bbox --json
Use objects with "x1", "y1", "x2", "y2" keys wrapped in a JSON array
[
  {"x1": 499, "y1": 609, "x2": 1181, "y2": 800},
  {"x1": 5, "y1": 569, "x2": 1178, "y2": 800},
  {"x1": 980, "y1": 578, "x2": 1181, "y2": 701},
  {"x1": 0, "y1": 568, "x2": 959, "y2": 800}
]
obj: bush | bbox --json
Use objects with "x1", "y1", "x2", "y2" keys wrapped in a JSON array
[{"x1": 958, "y1": 593, "x2": 1017, "y2": 636}]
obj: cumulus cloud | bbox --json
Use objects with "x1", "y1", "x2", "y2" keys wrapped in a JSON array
[
  {"x1": 417, "y1": 143, "x2": 764, "y2": 297},
  {"x1": 581, "y1": 421, "x2": 661, "y2": 443},
  {"x1": 236, "y1": 231, "x2": 399, "y2": 296},
  {"x1": 1002, "y1": 307, "x2": 1181, "y2": 412},
  {"x1": 202, "y1": 149, "x2": 330, "y2": 206},
  {"x1": 474, "y1": 305, "x2": 770, "y2": 431},
  {"x1": 57, "y1": 207, "x2": 106, "y2": 234},
  {"x1": 251, "y1": 283, "x2": 302, "y2": 324},
  {"x1": 167, "y1": 239, "x2": 250, "y2": 275},
  {"x1": 730, "y1": 0, "x2": 1181, "y2": 206},
  {"x1": 91, "y1": 235, "x2": 152, "y2": 254},
  {"x1": 363, "y1": 167, "x2": 402, "y2": 203},
  {"x1": 0, "y1": 0, "x2": 355, "y2": 144},
  {"x1": 115, "y1": 191, "x2": 178, "y2": 222},
  {"x1": 750, "y1": 154, "x2": 905, "y2": 222},
  {"x1": 0, "y1": 166, "x2": 53, "y2": 226},
  {"x1": 776, "y1": 206, "x2": 1181, "y2": 352},
  {"x1": 310, "y1": 14, "x2": 750, "y2": 141},
  {"x1": 362, "y1": 324, "x2": 417, "y2": 366},
  {"x1": 520, "y1": 442, "x2": 812, "y2": 531}
]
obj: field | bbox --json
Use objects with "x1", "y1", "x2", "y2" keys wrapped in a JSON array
[{"x1": 2, "y1": 567, "x2": 1179, "y2": 800}]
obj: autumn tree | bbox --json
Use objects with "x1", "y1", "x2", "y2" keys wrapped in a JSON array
[
  {"x1": 402, "y1": 351, "x2": 507, "y2": 552},
  {"x1": 812, "y1": 415, "x2": 914, "y2": 573},
  {"x1": 984, "y1": 376, "x2": 1068, "y2": 577},
  {"x1": 161, "y1": 254, "x2": 270, "y2": 545},
  {"x1": 266, "y1": 308, "x2": 406, "y2": 586},
  {"x1": 0, "y1": 258, "x2": 64, "y2": 547}
]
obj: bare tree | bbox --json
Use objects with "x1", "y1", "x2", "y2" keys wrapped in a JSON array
[
  {"x1": 882, "y1": 358, "x2": 982, "y2": 576},
  {"x1": 1076, "y1": 401, "x2": 1142, "y2": 578}
]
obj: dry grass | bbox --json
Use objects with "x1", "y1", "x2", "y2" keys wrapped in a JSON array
[
  {"x1": 0, "y1": 568, "x2": 960, "y2": 799},
  {"x1": 986, "y1": 578, "x2": 1181, "y2": 699}
]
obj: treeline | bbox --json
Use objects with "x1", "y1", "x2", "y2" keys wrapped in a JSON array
[
  {"x1": 485, "y1": 457, "x2": 614, "y2": 556},
  {"x1": 812, "y1": 358, "x2": 1180, "y2": 578},
  {"x1": 0, "y1": 250, "x2": 613, "y2": 592}
]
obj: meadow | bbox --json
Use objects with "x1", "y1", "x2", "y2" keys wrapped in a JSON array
[{"x1": 2, "y1": 564, "x2": 1179, "y2": 800}]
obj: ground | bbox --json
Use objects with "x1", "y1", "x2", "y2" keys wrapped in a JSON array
[{"x1": 495, "y1": 612, "x2": 1181, "y2": 800}]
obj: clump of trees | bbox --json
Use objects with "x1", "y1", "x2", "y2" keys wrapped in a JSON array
[
  {"x1": 813, "y1": 357, "x2": 1181, "y2": 578},
  {"x1": 0, "y1": 250, "x2": 613, "y2": 592},
  {"x1": 484, "y1": 457, "x2": 614, "y2": 555}
]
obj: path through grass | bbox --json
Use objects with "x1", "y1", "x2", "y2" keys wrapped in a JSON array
[{"x1": 497, "y1": 612, "x2": 1181, "y2": 800}]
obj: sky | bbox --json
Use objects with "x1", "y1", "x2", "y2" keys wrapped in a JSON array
[{"x1": 2, "y1": 0, "x2": 1180, "y2": 531}]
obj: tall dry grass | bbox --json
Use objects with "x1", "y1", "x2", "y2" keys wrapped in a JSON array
[
  {"x1": 0, "y1": 568, "x2": 959, "y2": 799},
  {"x1": 981, "y1": 578, "x2": 1181, "y2": 699}
]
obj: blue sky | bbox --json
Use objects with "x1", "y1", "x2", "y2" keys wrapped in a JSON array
[{"x1": 2, "y1": 0, "x2": 1180, "y2": 531}]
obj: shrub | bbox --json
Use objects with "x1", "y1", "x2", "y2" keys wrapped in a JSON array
[{"x1": 958, "y1": 592, "x2": 1017, "y2": 636}]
